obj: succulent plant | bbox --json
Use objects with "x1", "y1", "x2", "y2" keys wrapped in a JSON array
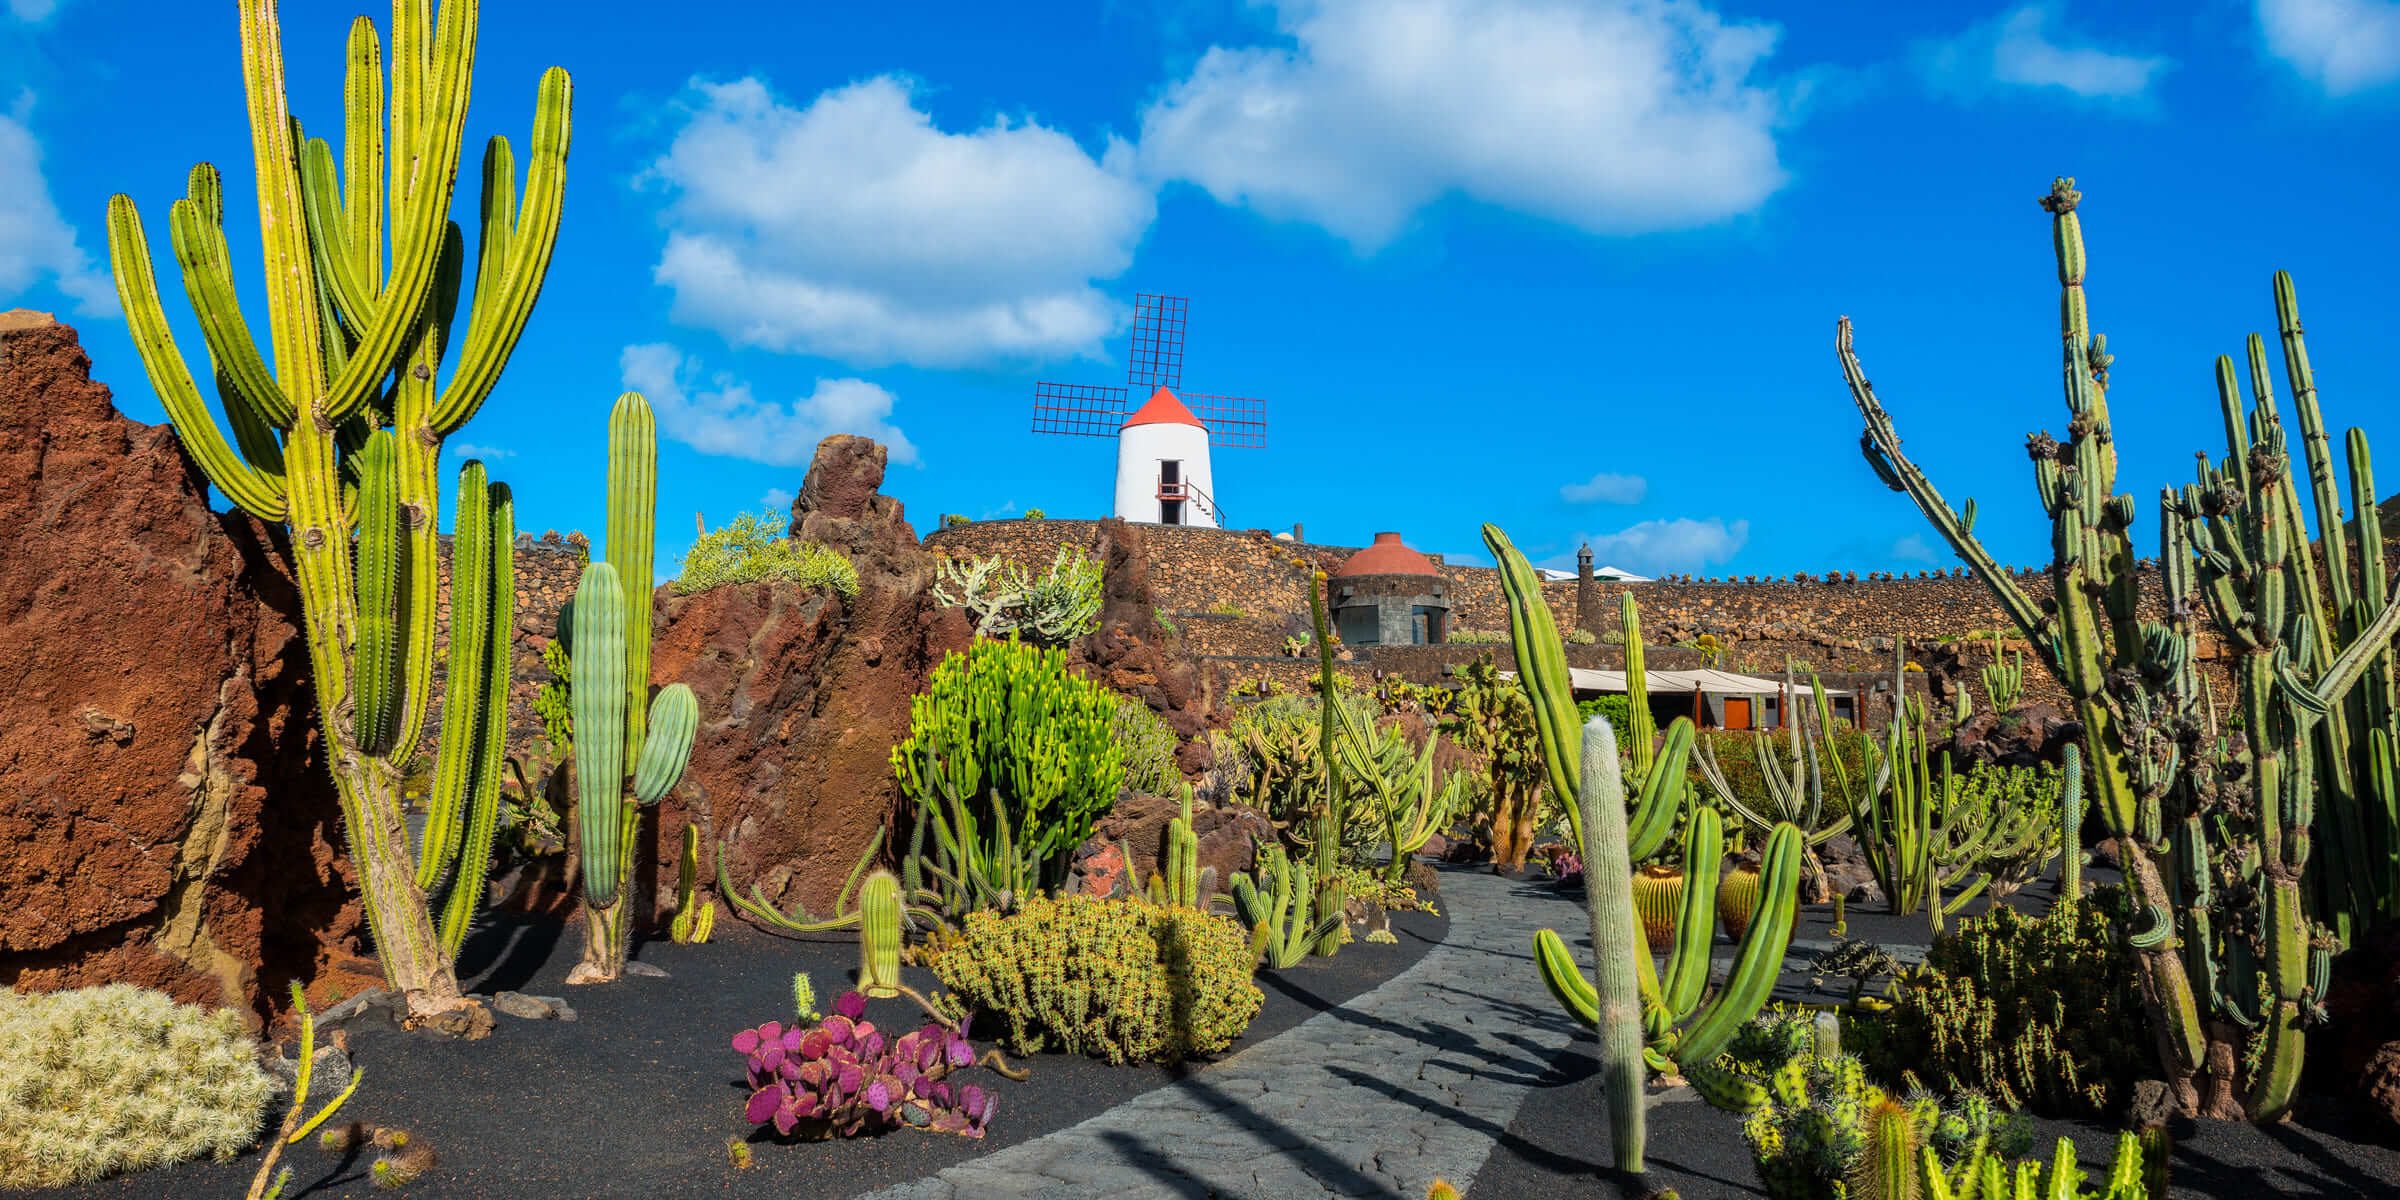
[{"x1": 733, "y1": 992, "x2": 996, "y2": 1141}]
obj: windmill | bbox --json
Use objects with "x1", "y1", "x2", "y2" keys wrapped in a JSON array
[{"x1": 1030, "y1": 293, "x2": 1266, "y2": 528}]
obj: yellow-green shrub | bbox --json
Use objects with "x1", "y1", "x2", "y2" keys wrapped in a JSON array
[
  {"x1": 674, "y1": 510, "x2": 858, "y2": 597},
  {"x1": 931, "y1": 894, "x2": 1261, "y2": 1064},
  {"x1": 0, "y1": 984, "x2": 271, "y2": 1189}
]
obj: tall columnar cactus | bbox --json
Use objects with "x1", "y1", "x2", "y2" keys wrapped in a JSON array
[
  {"x1": 568, "y1": 394, "x2": 699, "y2": 985},
  {"x1": 2059, "y1": 743, "x2": 2086, "y2": 903},
  {"x1": 1307, "y1": 572, "x2": 1349, "y2": 956},
  {"x1": 1839, "y1": 176, "x2": 2400, "y2": 1120},
  {"x1": 104, "y1": 0, "x2": 570, "y2": 1018},
  {"x1": 1231, "y1": 845, "x2": 1342, "y2": 971},
  {"x1": 858, "y1": 870, "x2": 902, "y2": 998}
]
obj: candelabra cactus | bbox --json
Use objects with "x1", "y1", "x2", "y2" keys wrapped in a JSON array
[
  {"x1": 104, "y1": 0, "x2": 569, "y2": 1018},
  {"x1": 1981, "y1": 649, "x2": 2026, "y2": 713},
  {"x1": 1839, "y1": 175, "x2": 2400, "y2": 1120},
  {"x1": 1696, "y1": 662, "x2": 1865, "y2": 900},
  {"x1": 568, "y1": 394, "x2": 700, "y2": 984},
  {"x1": 1306, "y1": 572, "x2": 1351, "y2": 956}
]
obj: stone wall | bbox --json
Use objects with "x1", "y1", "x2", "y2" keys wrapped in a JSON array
[
  {"x1": 921, "y1": 519, "x2": 2263, "y2": 721},
  {"x1": 426, "y1": 529, "x2": 586, "y2": 757}
]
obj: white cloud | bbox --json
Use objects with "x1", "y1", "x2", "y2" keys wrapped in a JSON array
[
  {"x1": 2259, "y1": 0, "x2": 2400, "y2": 94},
  {"x1": 978, "y1": 500, "x2": 1020, "y2": 520},
  {"x1": 1578, "y1": 516, "x2": 1749, "y2": 575},
  {"x1": 1135, "y1": 0, "x2": 1789, "y2": 249},
  {"x1": 620, "y1": 343, "x2": 919, "y2": 468},
  {"x1": 645, "y1": 76, "x2": 1154, "y2": 367},
  {"x1": 1891, "y1": 533, "x2": 1938, "y2": 563},
  {"x1": 760, "y1": 487, "x2": 794, "y2": 511},
  {"x1": 447, "y1": 442, "x2": 514, "y2": 461},
  {"x1": 1919, "y1": 5, "x2": 2171, "y2": 102},
  {"x1": 1560, "y1": 471, "x2": 1648, "y2": 504},
  {"x1": 0, "y1": 99, "x2": 116, "y2": 316},
  {"x1": 7, "y1": 1, "x2": 61, "y2": 22}
]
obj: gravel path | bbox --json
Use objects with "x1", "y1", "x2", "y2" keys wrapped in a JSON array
[{"x1": 866, "y1": 869, "x2": 1584, "y2": 1200}]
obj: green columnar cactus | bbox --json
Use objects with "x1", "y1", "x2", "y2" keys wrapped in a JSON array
[
  {"x1": 432, "y1": 480, "x2": 514, "y2": 957},
  {"x1": 568, "y1": 395, "x2": 699, "y2": 984},
  {"x1": 104, "y1": 0, "x2": 570, "y2": 1018},
  {"x1": 1308, "y1": 572, "x2": 1349, "y2": 956},
  {"x1": 859, "y1": 870, "x2": 903, "y2": 998},
  {"x1": 1231, "y1": 845, "x2": 1342, "y2": 970},
  {"x1": 1841, "y1": 176, "x2": 2400, "y2": 1120},
  {"x1": 670, "y1": 823, "x2": 716, "y2": 945},
  {"x1": 1137, "y1": 787, "x2": 1218, "y2": 909},
  {"x1": 1568, "y1": 717, "x2": 1650, "y2": 1173},
  {"x1": 2059, "y1": 743, "x2": 2086, "y2": 903},
  {"x1": 1331, "y1": 692, "x2": 1462, "y2": 884}
]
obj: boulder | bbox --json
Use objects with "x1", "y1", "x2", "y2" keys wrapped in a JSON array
[
  {"x1": 650, "y1": 436, "x2": 939, "y2": 922},
  {"x1": 1071, "y1": 789, "x2": 1270, "y2": 898},
  {"x1": 0, "y1": 312, "x2": 367, "y2": 1025}
]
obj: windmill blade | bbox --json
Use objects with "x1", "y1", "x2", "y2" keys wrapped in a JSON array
[
  {"x1": 1031, "y1": 381, "x2": 1128, "y2": 438},
  {"x1": 1183, "y1": 392, "x2": 1267, "y2": 450},
  {"x1": 1127, "y1": 293, "x2": 1188, "y2": 391}
]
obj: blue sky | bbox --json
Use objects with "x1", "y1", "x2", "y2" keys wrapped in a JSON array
[{"x1": 6, "y1": 0, "x2": 2399, "y2": 579}]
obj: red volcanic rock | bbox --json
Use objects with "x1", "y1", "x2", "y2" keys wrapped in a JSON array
[
  {"x1": 1073, "y1": 789, "x2": 1269, "y2": 899},
  {"x1": 648, "y1": 435, "x2": 939, "y2": 920},
  {"x1": 0, "y1": 312, "x2": 366, "y2": 1024}
]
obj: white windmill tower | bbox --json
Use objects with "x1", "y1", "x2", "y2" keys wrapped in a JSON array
[{"x1": 1031, "y1": 293, "x2": 1266, "y2": 527}]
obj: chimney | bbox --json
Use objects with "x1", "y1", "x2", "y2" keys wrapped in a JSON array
[{"x1": 1575, "y1": 543, "x2": 1598, "y2": 633}]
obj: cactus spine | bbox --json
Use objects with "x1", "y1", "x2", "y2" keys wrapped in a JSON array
[
  {"x1": 104, "y1": 0, "x2": 570, "y2": 1016},
  {"x1": 568, "y1": 394, "x2": 699, "y2": 984},
  {"x1": 859, "y1": 869, "x2": 902, "y2": 998},
  {"x1": 1842, "y1": 176, "x2": 2400, "y2": 1119}
]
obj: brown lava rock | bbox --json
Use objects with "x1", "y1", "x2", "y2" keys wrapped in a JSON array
[{"x1": 0, "y1": 311, "x2": 366, "y2": 1024}]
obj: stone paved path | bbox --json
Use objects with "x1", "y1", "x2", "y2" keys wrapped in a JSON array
[{"x1": 867, "y1": 870, "x2": 1587, "y2": 1200}]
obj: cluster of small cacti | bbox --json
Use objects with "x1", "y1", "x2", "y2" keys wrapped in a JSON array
[
  {"x1": 311, "y1": 1124, "x2": 435, "y2": 1192},
  {"x1": 929, "y1": 893, "x2": 1261, "y2": 1064},
  {"x1": 734, "y1": 991, "x2": 996, "y2": 1140},
  {"x1": 0, "y1": 985, "x2": 271, "y2": 1189},
  {"x1": 107, "y1": 0, "x2": 568, "y2": 1011},
  {"x1": 569, "y1": 393, "x2": 701, "y2": 984},
  {"x1": 1852, "y1": 886, "x2": 2148, "y2": 1118},
  {"x1": 1123, "y1": 787, "x2": 1220, "y2": 909},
  {"x1": 1741, "y1": 1048, "x2": 2030, "y2": 1200},
  {"x1": 891, "y1": 638, "x2": 1127, "y2": 916},
  {"x1": 1233, "y1": 844, "x2": 1344, "y2": 969},
  {"x1": 1980, "y1": 650, "x2": 2026, "y2": 714},
  {"x1": 930, "y1": 545, "x2": 1104, "y2": 645},
  {"x1": 1843, "y1": 176, "x2": 2400, "y2": 1118}
]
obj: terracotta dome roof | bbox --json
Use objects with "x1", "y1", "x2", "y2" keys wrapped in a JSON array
[
  {"x1": 1335, "y1": 532, "x2": 1440, "y2": 578},
  {"x1": 1120, "y1": 386, "x2": 1205, "y2": 431}
]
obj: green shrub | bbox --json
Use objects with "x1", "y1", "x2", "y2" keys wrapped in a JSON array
[
  {"x1": 1023, "y1": 507, "x2": 1046, "y2": 521},
  {"x1": 1445, "y1": 629, "x2": 1507, "y2": 645},
  {"x1": 0, "y1": 985, "x2": 272, "y2": 1189},
  {"x1": 1562, "y1": 627, "x2": 1597, "y2": 646},
  {"x1": 931, "y1": 894, "x2": 1262, "y2": 1064},
  {"x1": 1114, "y1": 696, "x2": 1183, "y2": 796},
  {"x1": 1850, "y1": 885, "x2": 2148, "y2": 1117},
  {"x1": 1576, "y1": 694, "x2": 1636, "y2": 732},
  {"x1": 934, "y1": 546, "x2": 1102, "y2": 645},
  {"x1": 673, "y1": 510, "x2": 858, "y2": 598}
]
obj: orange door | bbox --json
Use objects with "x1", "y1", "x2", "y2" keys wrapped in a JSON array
[{"x1": 1723, "y1": 697, "x2": 1752, "y2": 730}]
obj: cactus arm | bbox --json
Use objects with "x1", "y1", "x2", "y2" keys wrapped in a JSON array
[
  {"x1": 103, "y1": 196, "x2": 289, "y2": 520},
  {"x1": 338, "y1": 16, "x2": 382, "y2": 300},
  {"x1": 1482, "y1": 524, "x2": 1585, "y2": 848},
  {"x1": 1839, "y1": 318, "x2": 2057, "y2": 678},
  {"x1": 1621, "y1": 594, "x2": 1657, "y2": 779},
  {"x1": 1532, "y1": 927, "x2": 1600, "y2": 1027},
  {"x1": 438, "y1": 481, "x2": 513, "y2": 955},
  {"x1": 432, "y1": 68, "x2": 571, "y2": 433},
  {"x1": 1627, "y1": 718, "x2": 1695, "y2": 862},
  {"x1": 632, "y1": 684, "x2": 698, "y2": 804},
  {"x1": 351, "y1": 431, "x2": 405, "y2": 755},
  {"x1": 1655, "y1": 806, "x2": 1723, "y2": 1021},
  {"x1": 298, "y1": 138, "x2": 375, "y2": 332},
  {"x1": 416, "y1": 460, "x2": 493, "y2": 889},
  {"x1": 1568, "y1": 716, "x2": 1649, "y2": 1174},
  {"x1": 1670, "y1": 820, "x2": 1802, "y2": 1067},
  {"x1": 168, "y1": 167, "x2": 296, "y2": 429}
]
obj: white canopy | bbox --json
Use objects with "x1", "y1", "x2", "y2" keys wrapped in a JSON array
[{"x1": 1506, "y1": 668, "x2": 1849, "y2": 697}]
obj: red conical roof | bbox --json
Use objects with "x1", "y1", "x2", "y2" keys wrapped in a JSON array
[
  {"x1": 1121, "y1": 386, "x2": 1205, "y2": 431},
  {"x1": 1335, "y1": 532, "x2": 1440, "y2": 578}
]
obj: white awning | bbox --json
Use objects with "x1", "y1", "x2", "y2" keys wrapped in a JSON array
[{"x1": 1506, "y1": 668, "x2": 1849, "y2": 697}]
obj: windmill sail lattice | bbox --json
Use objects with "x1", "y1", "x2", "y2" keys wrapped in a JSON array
[{"x1": 1030, "y1": 293, "x2": 1267, "y2": 451}]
